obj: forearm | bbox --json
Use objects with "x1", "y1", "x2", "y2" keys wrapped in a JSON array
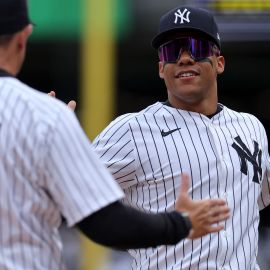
[{"x1": 76, "y1": 201, "x2": 191, "y2": 250}]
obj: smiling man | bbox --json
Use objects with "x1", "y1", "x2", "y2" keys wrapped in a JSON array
[
  {"x1": 0, "y1": 2, "x2": 232, "y2": 269},
  {"x1": 93, "y1": 5, "x2": 270, "y2": 270}
]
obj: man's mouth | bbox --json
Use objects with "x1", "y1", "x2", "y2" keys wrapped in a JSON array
[{"x1": 175, "y1": 70, "x2": 199, "y2": 78}]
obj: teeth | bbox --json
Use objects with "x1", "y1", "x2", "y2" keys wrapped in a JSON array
[{"x1": 179, "y1": 72, "x2": 195, "y2": 78}]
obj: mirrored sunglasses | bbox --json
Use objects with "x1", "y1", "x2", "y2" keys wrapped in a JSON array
[{"x1": 158, "y1": 37, "x2": 220, "y2": 63}]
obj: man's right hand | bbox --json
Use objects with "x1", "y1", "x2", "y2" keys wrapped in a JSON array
[
  {"x1": 176, "y1": 173, "x2": 230, "y2": 239},
  {"x1": 48, "y1": 91, "x2": 76, "y2": 111}
]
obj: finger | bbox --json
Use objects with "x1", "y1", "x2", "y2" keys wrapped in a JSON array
[
  {"x1": 48, "y1": 91, "x2": 56, "y2": 97},
  {"x1": 188, "y1": 224, "x2": 224, "y2": 239},
  {"x1": 211, "y1": 205, "x2": 230, "y2": 217},
  {"x1": 208, "y1": 198, "x2": 227, "y2": 207},
  {"x1": 207, "y1": 224, "x2": 225, "y2": 233},
  {"x1": 209, "y1": 212, "x2": 230, "y2": 224},
  {"x1": 179, "y1": 173, "x2": 190, "y2": 197},
  {"x1": 67, "y1": 100, "x2": 76, "y2": 111}
]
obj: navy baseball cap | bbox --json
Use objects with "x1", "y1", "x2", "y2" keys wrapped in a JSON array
[
  {"x1": 0, "y1": 0, "x2": 32, "y2": 35},
  {"x1": 151, "y1": 6, "x2": 221, "y2": 50}
]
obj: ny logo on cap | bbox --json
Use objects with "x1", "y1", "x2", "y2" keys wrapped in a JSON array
[{"x1": 174, "y1": 8, "x2": 190, "y2": 24}]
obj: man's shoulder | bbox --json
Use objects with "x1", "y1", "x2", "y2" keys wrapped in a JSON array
[
  {"x1": 0, "y1": 77, "x2": 72, "y2": 122},
  {"x1": 225, "y1": 106, "x2": 264, "y2": 127},
  {"x1": 94, "y1": 102, "x2": 162, "y2": 142},
  {"x1": 0, "y1": 76, "x2": 31, "y2": 95},
  {"x1": 1, "y1": 77, "x2": 51, "y2": 103},
  {"x1": 111, "y1": 102, "x2": 162, "y2": 126}
]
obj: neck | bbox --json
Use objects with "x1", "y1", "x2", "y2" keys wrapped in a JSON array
[
  {"x1": 0, "y1": 39, "x2": 22, "y2": 76},
  {"x1": 168, "y1": 94, "x2": 218, "y2": 115},
  {"x1": 0, "y1": 49, "x2": 19, "y2": 76},
  {"x1": 167, "y1": 83, "x2": 219, "y2": 115},
  {"x1": 0, "y1": 64, "x2": 17, "y2": 76}
]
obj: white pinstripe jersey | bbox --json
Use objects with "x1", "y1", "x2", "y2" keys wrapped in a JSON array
[
  {"x1": 0, "y1": 77, "x2": 124, "y2": 270},
  {"x1": 93, "y1": 102, "x2": 270, "y2": 270}
]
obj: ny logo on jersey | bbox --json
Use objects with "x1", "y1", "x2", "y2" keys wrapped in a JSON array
[
  {"x1": 232, "y1": 136, "x2": 262, "y2": 184},
  {"x1": 174, "y1": 8, "x2": 191, "y2": 24}
]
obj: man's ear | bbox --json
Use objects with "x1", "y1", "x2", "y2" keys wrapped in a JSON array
[
  {"x1": 159, "y1": 61, "x2": 165, "y2": 79},
  {"x1": 216, "y1": 56, "x2": 225, "y2": 75},
  {"x1": 17, "y1": 24, "x2": 33, "y2": 50}
]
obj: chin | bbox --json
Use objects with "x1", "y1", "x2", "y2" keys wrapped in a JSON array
[{"x1": 177, "y1": 89, "x2": 203, "y2": 99}]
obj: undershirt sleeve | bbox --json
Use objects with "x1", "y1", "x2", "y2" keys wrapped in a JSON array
[{"x1": 76, "y1": 201, "x2": 191, "y2": 250}]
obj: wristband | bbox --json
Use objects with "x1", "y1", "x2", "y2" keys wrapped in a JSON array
[{"x1": 181, "y1": 212, "x2": 192, "y2": 232}]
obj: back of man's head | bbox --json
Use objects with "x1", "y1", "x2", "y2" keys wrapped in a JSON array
[
  {"x1": 0, "y1": 0, "x2": 31, "y2": 36},
  {"x1": 0, "y1": 0, "x2": 32, "y2": 75}
]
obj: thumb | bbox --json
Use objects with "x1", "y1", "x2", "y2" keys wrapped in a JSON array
[
  {"x1": 175, "y1": 173, "x2": 191, "y2": 212},
  {"x1": 179, "y1": 173, "x2": 190, "y2": 197}
]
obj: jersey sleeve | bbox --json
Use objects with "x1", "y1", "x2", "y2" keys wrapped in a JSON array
[
  {"x1": 43, "y1": 106, "x2": 124, "y2": 227},
  {"x1": 92, "y1": 114, "x2": 137, "y2": 190},
  {"x1": 258, "y1": 122, "x2": 270, "y2": 210}
]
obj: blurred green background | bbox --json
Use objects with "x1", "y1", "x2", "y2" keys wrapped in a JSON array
[{"x1": 29, "y1": 0, "x2": 131, "y2": 39}]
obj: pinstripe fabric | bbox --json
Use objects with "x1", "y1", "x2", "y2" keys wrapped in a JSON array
[
  {"x1": 0, "y1": 77, "x2": 124, "y2": 270},
  {"x1": 93, "y1": 102, "x2": 270, "y2": 270}
]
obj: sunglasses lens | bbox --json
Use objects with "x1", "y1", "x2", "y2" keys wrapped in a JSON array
[
  {"x1": 158, "y1": 40, "x2": 180, "y2": 62},
  {"x1": 191, "y1": 39, "x2": 213, "y2": 59},
  {"x1": 158, "y1": 37, "x2": 217, "y2": 62}
]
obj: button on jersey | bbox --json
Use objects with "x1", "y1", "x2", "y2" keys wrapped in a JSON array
[{"x1": 93, "y1": 102, "x2": 270, "y2": 270}]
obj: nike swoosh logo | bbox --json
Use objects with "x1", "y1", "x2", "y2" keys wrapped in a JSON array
[{"x1": 161, "y1": 128, "x2": 181, "y2": 137}]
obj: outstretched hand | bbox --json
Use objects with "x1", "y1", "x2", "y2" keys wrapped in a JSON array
[
  {"x1": 176, "y1": 173, "x2": 230, "y2": 239},
  {"x1": 48, "y1": 91, "x2": 76, "y2": 111}
]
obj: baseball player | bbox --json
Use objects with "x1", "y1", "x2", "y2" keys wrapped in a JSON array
[
  {"x1": 0, "y1": 1, "x2": 231, "y2": 269},
  {"x1": 93, "y1": 5, "x2": 270, "y2": 270}
]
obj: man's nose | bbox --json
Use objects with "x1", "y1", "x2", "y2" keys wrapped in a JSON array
[{"x1": 177, "y1": 49, "x2": 195, "y2": 65}]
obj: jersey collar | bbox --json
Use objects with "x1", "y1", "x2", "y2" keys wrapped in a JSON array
[
  {"x1": 162, "y1": 100, "x2": 223, "y2": 119},
  {"x1": 0, "y1": 69, "x2": 14, "y2": 78}
]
